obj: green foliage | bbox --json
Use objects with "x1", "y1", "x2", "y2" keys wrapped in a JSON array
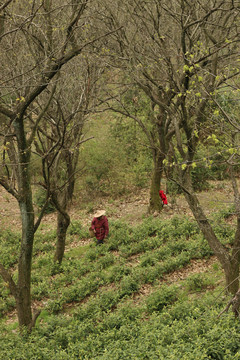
[
  {"x1": 120, "y1": 275, "x2": 141, "y2": 297},
  {"x1": 146, "y1": 284, "x2": 179, "y2": 313},
  {"x1": 214, "y1": 205, "x2": 236, "y2": 221},
  {"x1": 0, "y1": 212, "x2": 238, "y2": 358},
  {"x1": 185, "y1": 273, "x2": 212, "y2": 292},
  {"x1": 80, "y1": 134, "x2": 131, "y2": 197},
  {"x1": 68, "y1": 221, "x2": 88, "y2": 238},
  {"x1": 0, "y1": 229, "x2": 20, "y2": 268},
  {"x1": 191, "y1": 164, "x2": 211, "y2": 191},
  {"x1": 110, "y1": 95, "x2": 152, "y2": 189}
]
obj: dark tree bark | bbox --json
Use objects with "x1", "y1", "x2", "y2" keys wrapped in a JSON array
[
  {"x1": 149, "y1": 151, "x2": 164, "y2": 213},
  {"x1": 54, "y1": 212, "x2": 70, "y2": 263}
]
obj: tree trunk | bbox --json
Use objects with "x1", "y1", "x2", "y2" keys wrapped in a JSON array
[
  {"x1": 54, "y1": 211, "x2": 70, "y2": 264},
  {"x1": 148, "y1": 152, "x2": 163, "y2": 213},
  {"x1": 224, "y1": 259, "x2": 239, "y2": 295},
  {"x1": 53, "y1": 151, "x2": 75, "y2": 264},
  {"x1": 17, "y1": 202, "x2": 35, "y2": 329},
  {"x1": 182, "y1": 170, "x2": 239, "y2": 294},
  {"x1": 14, "y1": 117, "x2": 35, "y2": 329}
]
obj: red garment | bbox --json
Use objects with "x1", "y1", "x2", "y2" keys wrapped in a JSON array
[
  {"x1": 159, "y1": 190, "x2": 168, "y2": 205},
  {"x1": 91, "y1": 216, "x2": 109, "y2": 241}
]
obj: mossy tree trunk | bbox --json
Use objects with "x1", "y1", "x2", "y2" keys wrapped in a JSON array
[{"x1": 13, "y1": 116, "x2": 35, "y2": 330}]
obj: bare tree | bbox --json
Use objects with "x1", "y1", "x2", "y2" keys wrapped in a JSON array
[
  {"x1": 98, "y1": 0, "x2": 240, "y2": 213},
  {"x1": 163, "y1": 2, "x2": 240, "y2": 294},
  {"x1": 34, "y1": 57, "x2": 102, "y2": 264},
  {"x1": 0, "y1": 0, "x2": 118, "y2": 331},
  {"x1": 98, "y1": 0, "x2": 240, "y2": 298}
]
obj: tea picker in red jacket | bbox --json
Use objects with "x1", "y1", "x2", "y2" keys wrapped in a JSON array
[
  {"x1": 91, "y1": 210, "x2": 109, "y2": 245},
  {"x1": 159, "y1": 190, "x2": 168, "y2": 206}
]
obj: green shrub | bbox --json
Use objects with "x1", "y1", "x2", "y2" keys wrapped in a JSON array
[
  {"x1": 191, "y1": 165, "x2": 211, "y2": 191},
  {"x1": 185, "y1": 273, "x2": 212, "y2": 292},
  {"x1": 98, "y1": 290, "x2": 119, "y2": 311},
  {"x1": 140, "y1": 254, "x2": 158, "y2": 267},
  {"x1": 85, "y1": 248, "x2": 98, "y2": 261},
  {"x1": 120, "y1": 275, "x2": 140, "y2": 297},
  {"x1": 146, "y1": 284, "x2": 179, "y2": 313},
  {"x1": 106, "y1": 263, "x2": 131, "y2": 283},
  {"x1": 107, "y1": 220, "x2": 131, "y2": 248},
  {"x1": 96, "y1": 253, "x2": 115, "y2": 270},
  {"x1": 68, "y1": 221, "x2": 87, "y2": 236},
  {"x1": 0, "y1": 229, "x2": 20, "y2": 268}
]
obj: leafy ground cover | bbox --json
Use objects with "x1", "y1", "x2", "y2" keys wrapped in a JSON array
[{"x1": 0, "y1": 181, "x2": 239, "y2": 359}]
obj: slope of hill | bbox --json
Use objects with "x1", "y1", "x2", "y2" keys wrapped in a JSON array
[{"x1": 0, "y1": 180, "x2": 239, "y2": 359}]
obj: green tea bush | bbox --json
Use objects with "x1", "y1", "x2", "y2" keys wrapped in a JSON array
[
  {"x1": 0, "y1": 229, "x2": 20, "y2": 268},
  {"x1": 185, "y1": 273, "x2": 212, "y2": 292},
  {"x1": 214, "y1": 205, "x2": 236, "y2": 221},
  {"x1": 2, "y1": 282, "x2": 240, "y2": 360},
  {"x1": 120, "y1": 241, "x2": 147, "y2": 257},
  {"x1": 108, "y1": 219, "x2": 131, "y2": 245},
  {"x1": 73, "y1": 300, "x2": 99, "y2": 321},
  {"x1": 68, "y1": 220, "x2": 89, "y2": 238},
  {"x1": 120, "y1": 275, "x2": 141, "y2": 297},
  {"x1": 154, "y1": 246, "x2": 172, "y2": 261},
  {"x1": 61, "y1": 274, "x2": 104, "y2": 304},
  {"x1": 46, "y1": 298, "x2": 65, "y2": 314},
  {"x1": 168, "y1": 299, "x2": 194, "y2": 321},
  {"x1": 85, "y1": 248, "x2": 98, "y2": 261},
  {"x1": 160, "y1": 216, "x2": 199, "y2": 240},
  {"x1": 105, "y1": 263, "x2": 131, "y2": 283},
  {"x1": 140, "y1": 254, "x2": 158, "y2": 267},
  {"x1": 106, "y1": 238, "x2": 119, "y2": 251},
  {"x1": 214, "y1": 223, "x2": 235, "y2": 244},
  {"x1": 192, "y1": 235, "x2": 213, "y2": 258},
  {"x1": 162, "y1": 252, "x2": 191, "y2": 273},
  {"x1": 98, "y1": 290, "x2": 120, "y2": 312},
  {"x1": 101, "y1": 311, "x2": 127, "y2": 330},
  {"x1": 0, "y1": 287, "x2": 15, "y2": 316},
  {"x1": 32, "y1": 280, "x2": 50, "y2": 300},
  {"x1": 130, "y1": 216, "x2": 163, "y2": 242},
  {"x1": 95, "y1": 253, "x2": 115, "y2": 270},
  {"x1": 167, "y1": 237, "x2": 189, "y2": 254},
  {"x1": 33, "y1": 230, "x2": 56, "y2": 256},
  {"x1": 118, "y1": 303, "x2": 142, "y2": 321},
  {"x1": 137, "y1": 264, "x2": 164, "y2": 284},
  {"x1": 2, "y1": 212, "x2": 237, "y2": 360},
  {"x1": 146, "y1": 284, "x2": 179, "y2": 313}
]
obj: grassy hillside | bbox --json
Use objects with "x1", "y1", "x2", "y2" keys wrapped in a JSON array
[{"x1": 0, "y1": 185, "x2": 239, "y2": 359}]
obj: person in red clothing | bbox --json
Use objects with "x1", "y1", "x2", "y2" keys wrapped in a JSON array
[
  {"x1": 91, "y1": 210, "x2": 109, "y2": 245},
  {"x1": 159, "y1": 190, "x2": 168, "y2": 206}
]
